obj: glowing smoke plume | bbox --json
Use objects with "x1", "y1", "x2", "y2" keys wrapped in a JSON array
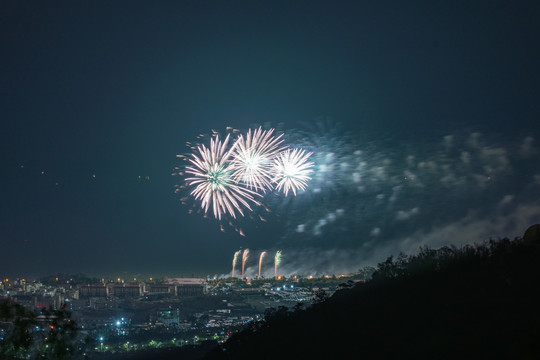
[
  {"x1": 274, "y1": 250, "x2": 282, "y2": 278},
  {"x1": 242, "y1": 249, "x2": 250, "y2": 278},
  {"x1": 232, "y1": 250, "x2": 242, "y2": 278},
  {"x1": 258, "y1": 251, "x2": 267, "y2": 278}
]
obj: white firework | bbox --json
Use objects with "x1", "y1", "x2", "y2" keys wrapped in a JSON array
[
  {"x1": 230, "y1": 127, "x2": 286, "y2": 192},
  {"x1": 273, "y1": 148, "x2": 314, "y2": 196},
  {"x1": 185, "y1": 134, "x2": 261, "y2": 219}
]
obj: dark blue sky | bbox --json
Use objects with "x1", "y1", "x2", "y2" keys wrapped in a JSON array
[{"x1": 1, "y1": 1, "x2": 539, "y2": 278}]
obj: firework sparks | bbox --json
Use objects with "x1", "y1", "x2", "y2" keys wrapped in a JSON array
[
  {"x1": 258, "y1": 251, "x2": 267, "y2": 278},
  {"x1": 273, "y1": 148, "x2": 314, "y2": 196},
  {"x1": 241, "y1": 249, "x2": 250, "y2": 278},
  {"x1": 185, "y1": 134, "x2": 261, "y2": 219},
  {"x1": 232, "y1": 250, "x2": 242, "y2": 278},
  {"x1": 274, "y1": 250, "x2": 282, "y2": 278},
  {"x1": 230, "y1": 127, "x2": 286, "y2": 192},
  {"x1": 180, "y1": 128, "x2": 315, "y2": 224}
]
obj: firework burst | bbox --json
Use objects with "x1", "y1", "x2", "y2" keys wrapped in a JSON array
[
  {"x1": 185, "y1": 134, "x2": 261, "y2": 220},
  {"x1": 179, "y1": 127, "x2": 315, "y2": 224},
  {"x1": 230, "y1": 127, "x2": 286, "y2": 192},
  {"x1": 273, "y1": 149, "x2": 314, "y2": 196}
]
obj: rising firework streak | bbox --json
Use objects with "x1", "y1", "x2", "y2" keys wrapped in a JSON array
[
  {"x1": 274, "y1": 250, "x2": 282, "y2": 278},
  {"x1": 258, "y1": 251, "x2": 267, "y2": 278},
  {"x1": 242, "y1": 249, "x2": 249, "y2": 278},
  {"x1": 232, "y1": 250, "x2": 242, "y2": 278}
]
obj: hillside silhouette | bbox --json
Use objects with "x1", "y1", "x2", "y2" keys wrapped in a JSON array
[{"x1": 202, "y1": 225, "x2": 540, "y2": 359}]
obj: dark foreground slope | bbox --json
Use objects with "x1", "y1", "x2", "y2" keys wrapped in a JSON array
[{"x1": 204, "y1": 230, "x2": 540, "y2": 359}]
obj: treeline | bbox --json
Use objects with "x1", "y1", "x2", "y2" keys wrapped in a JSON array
[
  {"x1": 0, "y1": 302, "x2": 91, "y2": 359},
  {"x1": 203, "y1": 229, "x2": 540, "y2": 359}
]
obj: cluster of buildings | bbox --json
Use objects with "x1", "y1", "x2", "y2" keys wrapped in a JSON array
[
  {"x1": 1, "y1": 274, "x2": 353, "y2": 354},
  {"x1": 79, "y1": 278, "x2": 206, "y2": 299},
  {"x1": 0, "y1": 278, "x2": 70, "y2": 310},
  {"x1": 0, "y1": 277, "x2": 206, "y2": 311}
]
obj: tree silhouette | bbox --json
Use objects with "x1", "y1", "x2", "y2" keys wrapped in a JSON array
[
  {"x1": 203, "y1": 232, "x2": 540, "y2": 360},
  {"x1": 0, "y1": 300, "x2": 35, "y2": 358},
  {"x1": 0, "y1": 301, "x2": 87, "y2": 360}
]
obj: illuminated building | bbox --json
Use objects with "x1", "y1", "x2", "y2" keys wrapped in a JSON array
[
  {"x1": 147, "y1": 284, "x2": 176, "y2": 295},
  {"x1": 79, "y1": 285, "x2": 109, "y2": 297},
  {"x1": 155, "y1": 307, "x2": 180, "y2": 328},
  {"x1": 111, "y1": 284, "x2": 142, "y2": 297},
  {"x1": 164, "y1": 277, "x2": 206, "y2": 296}
]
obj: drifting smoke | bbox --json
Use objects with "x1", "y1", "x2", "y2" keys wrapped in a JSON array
[
  {"x1": 232, "y1": 250, "x2": 242, "y2": 278},
  {"x1": 274, "y1": 250, "x2": 282, "y2": 278},
  {"x1": 242, "y1": 249, "x2": 250, "y2": 278},
  {"x1": 214, "y1": 122, "x2": 540, "y2": 278},
  {"x1": 258, "y1": 251, "x2": 267, "y2": 278}
]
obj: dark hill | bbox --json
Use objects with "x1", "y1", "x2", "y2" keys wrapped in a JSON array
[{"x1": 203, "y1": 228, "x2": 540, "y2": 359}]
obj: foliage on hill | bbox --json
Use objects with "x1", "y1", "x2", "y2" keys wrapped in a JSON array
[
  {"x1": 0, "y1": 302, "x2": 88, "y2": 359},
  {"x1": 203, "y1": 232, "x2": 540, "y2": 359}
]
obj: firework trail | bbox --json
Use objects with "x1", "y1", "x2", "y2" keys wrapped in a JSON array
[
  {"x1": 232, "y1": 250, "x2": 242, "y2": 278},
  {"x1": 258, "y1": 251, "x2": 267, "y2": 278},
  {"x1": 274, "y1": 250, "x2": 282, "y2": 278},
  {"x1": 241, "y1": 249, "x2": 250, "y2": 278},
  {"x1": 185, "y1": 134, "x2": 261, "y2": 220},
  {"x1": 273, "y1": 149, "x2": 314, "y2": 196},
  {"x1": 230, "y1": 127, "x2": 286, "y2": 192}
]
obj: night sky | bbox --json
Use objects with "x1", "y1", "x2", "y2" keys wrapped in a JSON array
[{"x1": 1, "y1": 1, "x2": 539, "y2": 279}]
